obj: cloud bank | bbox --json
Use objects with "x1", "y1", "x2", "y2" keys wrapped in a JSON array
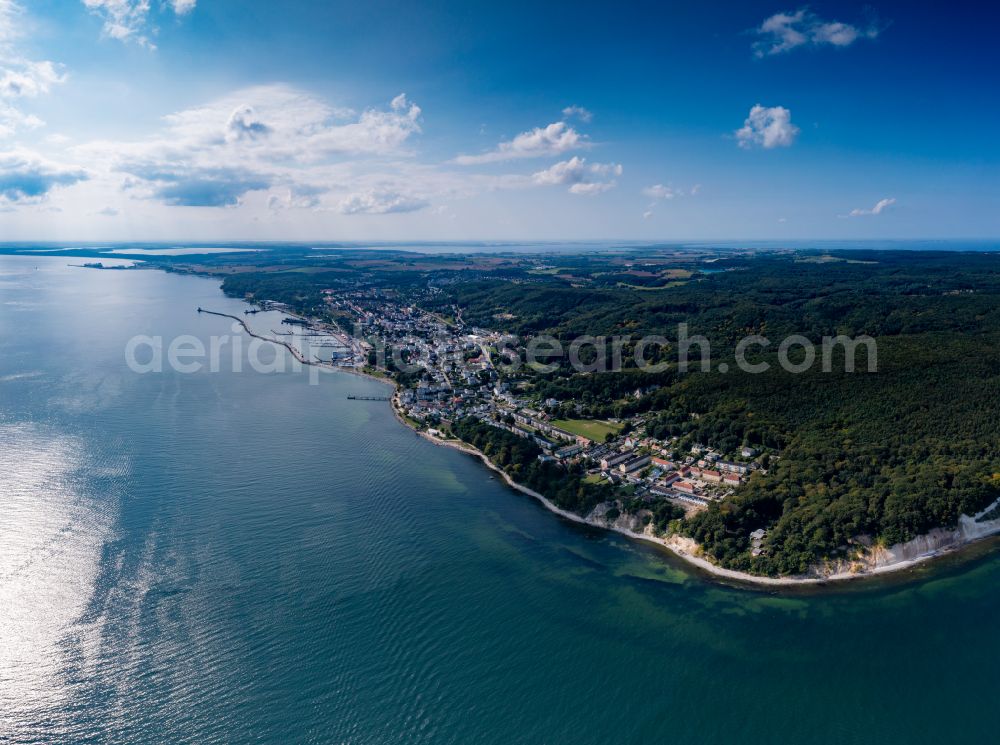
[{"x1": 337, "y1": 189, "x2": 428, "y2": 215}]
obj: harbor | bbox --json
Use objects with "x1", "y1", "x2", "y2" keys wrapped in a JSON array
[{"x1": 197, "y1": 306, "x2": 365, "y2": 368}]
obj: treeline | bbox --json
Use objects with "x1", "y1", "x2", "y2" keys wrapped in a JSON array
[
  {"x1": 679, "y1": 332, "x2": 1000, "y2": 574},
  {"x1": 450, "y1": 418, "x2": 615, "y2": 516},
  {"x1": 430, "y1": 252, "x2": 1000, "y2": 345},
  {"x1": 430, "y1": 252, "x2": 1000, "y2": 575},
  {"x1": 221, "y1": 271, "x2": 353, "y2": 317},
  {"x1": 533, "y1": 369, "x2": 677, "y2": 407},
  {"x1": 528, "y1": 332, "x2": 1000, "y2": 573}
]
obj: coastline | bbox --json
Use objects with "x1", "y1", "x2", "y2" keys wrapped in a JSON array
[
  {"x1": 208, "y1": 304, "x2": 1000, "y2": 589},
  {"x1": 391, "y1": 398, "x2": 1000, "y2": 587}
]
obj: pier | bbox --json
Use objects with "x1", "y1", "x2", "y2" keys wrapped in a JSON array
[
  {"x1": 197, "y1": 307, "x2": 372, "y2": 382},
  {"x1": 196, "y1": 308, "x2": 309, "y2": 364},
  {"x1": 347, "y1": 395, "x2": 390, "y2": 401}
]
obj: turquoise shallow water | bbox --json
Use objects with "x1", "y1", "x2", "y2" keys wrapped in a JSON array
[{"x1": 2, "y1": 255, "x2": 1000, "y2": 744}]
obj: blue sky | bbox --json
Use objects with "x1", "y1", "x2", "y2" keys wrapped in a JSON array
[{"x1": 0, "y1": 0, "x2": 996, "y2": 240}]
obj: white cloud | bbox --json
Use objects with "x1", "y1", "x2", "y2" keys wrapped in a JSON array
[
  {"x1": 0, "y1": 148, "x2": 88, "y2": 204},
  {"x1": 455, "y1": 121, "x2": 586, "y2": 165},
  {"x1": 82, "y1": 0, "x2": 196, "y2": 47},
  {"x1": 0, "y1": 0, "x2": 20, "y2": 44},
  {"x1": 753, "y1": 8, "x2": 881, "y2": 57},
  {"x1": 82, "y1": 0, "x2": 153, "y2": 45},
  {"x1": 76, "y1": 86, "x2": 424, "y2": 207},
  {"x1": 0, "y1": 60, "x2": 64, "y2": 98},
  {"x1": 644, "y1": 184, "x2": 676, "y2": 200},
  {"x1": 18, "y1": 80, "x2": 616, "y2": 221},
  {"x1": 561, "y1": 105, "x2": 593, "y2": 123},
  {"x1": 641, "y1": 182, "x2": 699, "y2": 218},
  {"x1": 0, "y1": 0, "x2": 14, "y2": 44},
  {"x1": 60, "y1": 85, "x2": 557, "y2": 218},
  {"x1": 337, "y1": 189, "x2": 428, "y2": 215},
  {"x1": 568, "y1": 181, "x2": 614, "y2": 195},
  {"x1": 224, "y1": 105, "x2": 272, "y2": 142},
  {"x1": 265, "y1": 185, "x2": 326, "y2": 211},
  {"x1": 531, "y1": 156, "x2": 621, "y2": 195},
  {"x1": 736, "y1": 104, "x2": 799, "y2": 149},
  {"x1": 0, "y1": 2, "x2": 66, "y2": 136},
  {"x1": 0, "y1": 102, "x2": 41, "y2": 137},
  {"x1": 846, "y1": 197, "x2": 896, "y2": 217},
  {"x1": 643, "y1": 183, "x2": 699, "y2": 200}
]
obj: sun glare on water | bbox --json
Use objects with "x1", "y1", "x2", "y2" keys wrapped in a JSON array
[{"x1": 0, "y1": 424, "x2": 119, "y2": 738}]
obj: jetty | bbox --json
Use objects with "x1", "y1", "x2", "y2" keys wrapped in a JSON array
[
  {"x1": 347, "y1": 395, "x2": 390, "y2": 401},
  {"x1": 197, "y1": 307, "x2": 369, "y2": 377},
  {"x1": 197, "y1": 308, "x2": 309, "y2": 365}
]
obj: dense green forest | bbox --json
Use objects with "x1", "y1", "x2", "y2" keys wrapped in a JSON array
[
  {"x1": 222, "y1": 270, "x2": 362, "y2": 317},
  {"x1": 669, "y1": 333, "x2": 1000, "y2": 574},
  {"x1": 430, "y1": 252, "x2": 1000, "y2": 344},
  {"x1": 519, "y1": 330, "x2": 1000, "y2": 574},
  {"x1": 450, "y1": 418, "x2": 616, "y2": 515},
  {"x1": 441, "y1": 252, "x2": 1000, "y2": 574}
]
